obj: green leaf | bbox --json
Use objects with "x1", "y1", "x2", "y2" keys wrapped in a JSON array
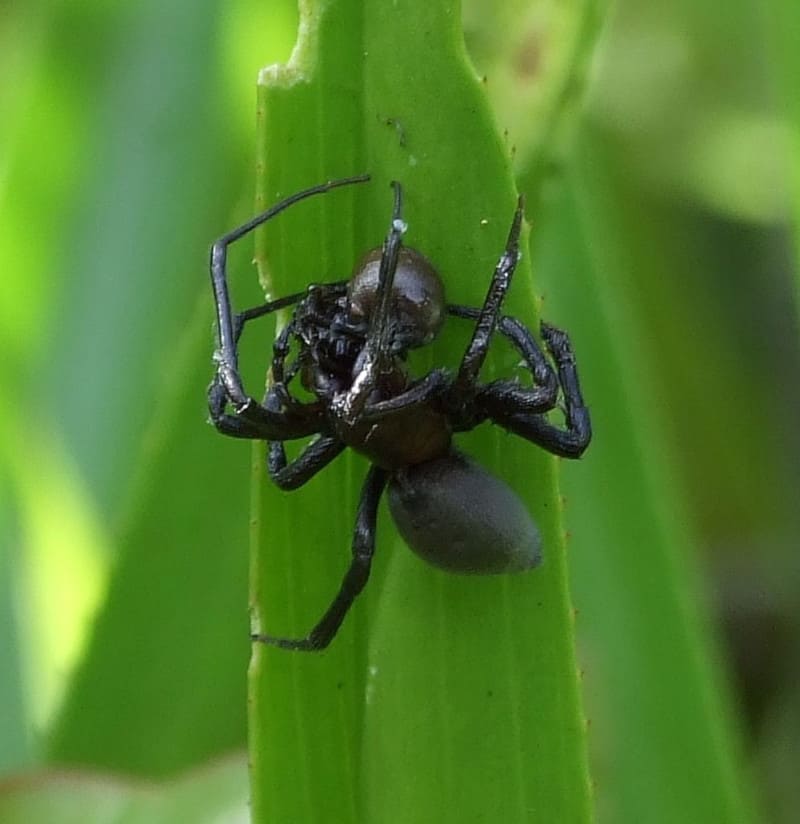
[
  {"x1": 464, "y1": 0, "x2": 605, "y2": 185},
  {"x1": 247, "y1": 1, "x2": 592, "y2": 822}
]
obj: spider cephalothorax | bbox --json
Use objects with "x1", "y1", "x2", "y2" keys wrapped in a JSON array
[{"x1": 209, "y1": 176, "x2": 591, "y2": 650}]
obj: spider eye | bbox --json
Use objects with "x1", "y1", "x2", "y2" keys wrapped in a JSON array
[{"x1": 348, "y1": 247, "x2": 446, "y2": 348}]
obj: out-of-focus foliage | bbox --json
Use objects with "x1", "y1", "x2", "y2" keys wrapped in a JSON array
[
  {"x1": 0, "y1": 0, "x2": 297, "y2": 782},
  {"x1": 467, "y1": 0, "x2": 800, "y2": 820},
  {"x1": 0, "y1": 755, "x2": 248, "y2": 823}
]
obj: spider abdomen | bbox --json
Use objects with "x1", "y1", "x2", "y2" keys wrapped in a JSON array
[{"x1": 387, "y1": 452, "x2": 542, "y2": 574}]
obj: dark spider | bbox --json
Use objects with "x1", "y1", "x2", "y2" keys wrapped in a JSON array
[{"x1": 209, "y1": 175, "x2": 591, "y2": 651}]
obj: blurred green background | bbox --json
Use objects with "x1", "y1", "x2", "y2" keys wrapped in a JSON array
[{"x1": 0, "y1": 0, "x2": 797, "y2": 821}]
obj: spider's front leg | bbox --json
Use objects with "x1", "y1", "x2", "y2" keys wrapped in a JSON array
[
  {"x1": 332, "y1": 180, "x2": 415, "y2": 430},
  {"x1": 209, "y1": 176, "x2": 367, "y2": 439},
  {"x1": 483, "y1": 321, "x2": 591, "y2": 458},
  {"x1": 451, "y1": 196, "x2": 524, "y2": 397},
  {"x1": 477, "y1": 316, "x2": 560, "y2": 413},
  {"x1": 208, "y1": 377, "x2": 271, "y2": 440},
  {"x1": 448, "y1": 307, "x2": 559, "y2": 423},
  {"x1": 208, "y1": 317, "x2": 324, "y2": 443}
]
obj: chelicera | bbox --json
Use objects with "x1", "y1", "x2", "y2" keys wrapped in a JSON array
[{"x1": 209, "y1": 175, "x2": 591, "y2": 651}]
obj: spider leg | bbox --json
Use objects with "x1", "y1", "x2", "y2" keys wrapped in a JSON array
[
  {"x1": 486, "y1": 322, "x2": 591, "y2": 458},
  {"x1": 211, "y1": 175, "x2": 369, "y2": 373},
  {"x1": 361, "y1": 368, "x2": 450, "y2": 420},
  {"x1": 269, "y1": 282, "x2": 350, "y2": 387},
  {"x1": 448, "y1": 307, "x2": 558, "y2": 417},
  {"x1": 208, "y1": 377, "x2": 275, "y2": 439},
  {"x1": 252, "y1": 465, "x2": 388, "y2": 651},
  {"x1": 236, "y1": 291, "x2": 304, "y2": 330},
  {"x1": 333, "y1": 181, "x2": 406, "y2": 424},
  {"x1": 208, "y1": 316, "x2": 322, "y2": 441},
  {"x1": 210, "y1": 175, "x2": 368, "y2": 425},
  {"x1": 268, "y1": 436, "x2": 346, "y2": 490},
  {"x1": 452, "y1": 197, "x2": 524, "y2": 396},
  {"x1": 212, "y1": 286, "x2": 349, "y2": 441},
  {"x1": 209, "y1": 293, "x2": 321, "y2": 438},
  {"x1": 262, "y1": 313, "x2": 301, "y2": 409}
]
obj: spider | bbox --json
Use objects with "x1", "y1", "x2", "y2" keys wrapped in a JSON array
[{"x1": 209, "y1": 175, "x2": 591, "y2": 651}]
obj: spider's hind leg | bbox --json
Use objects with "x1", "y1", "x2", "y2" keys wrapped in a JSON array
[{"x1": 252, "y1": 465, "x2": 388, "y2": 651}]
